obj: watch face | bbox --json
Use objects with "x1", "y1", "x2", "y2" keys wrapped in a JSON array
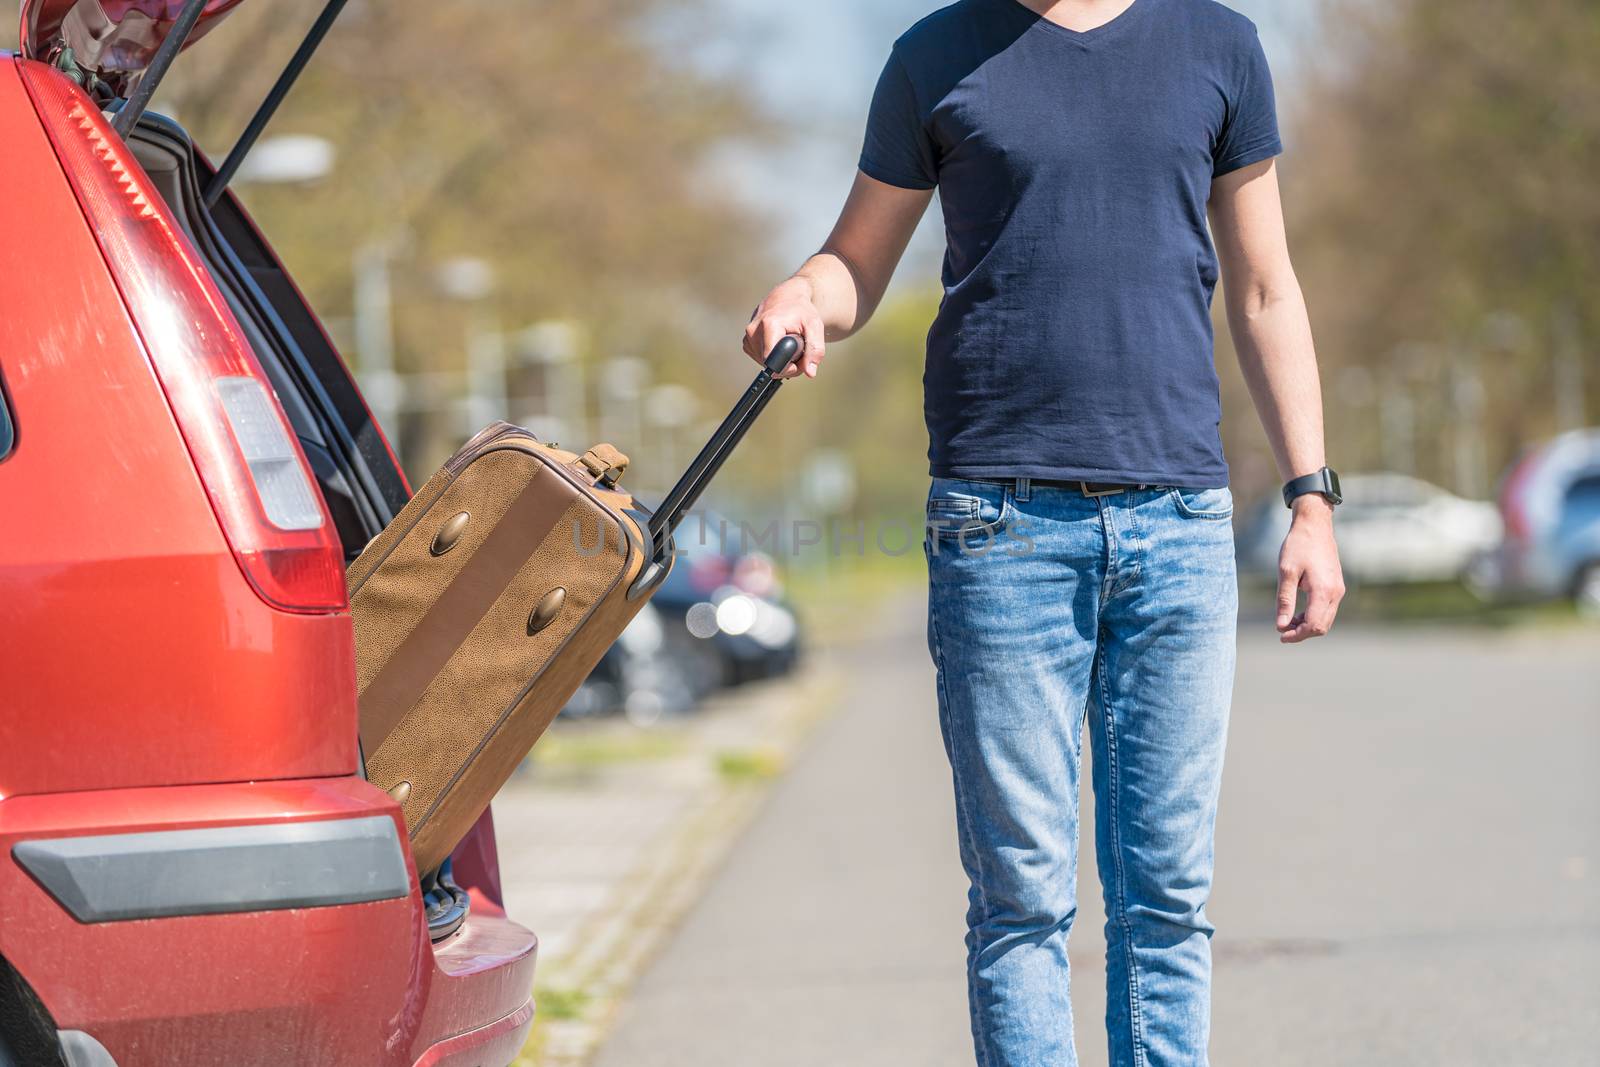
[{"x1": 1325, "y1": 468, "x2": 1343, "y2": 504}]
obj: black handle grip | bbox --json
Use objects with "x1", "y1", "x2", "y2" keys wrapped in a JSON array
[{"x1": 763, "y1": 335, "x2": 803, "y2": 376}]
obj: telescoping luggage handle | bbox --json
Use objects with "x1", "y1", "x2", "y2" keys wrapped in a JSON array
[{"x1": 629, "y1": 336, "x2": 802, "y2": 598}]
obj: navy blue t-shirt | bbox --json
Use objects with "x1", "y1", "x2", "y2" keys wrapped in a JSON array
[{"x1": 861, "y1": 0, "x2": 1281, "y2": 486}]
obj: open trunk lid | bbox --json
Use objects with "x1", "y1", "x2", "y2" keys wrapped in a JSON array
[{"x1": 20, "y1": 0, "x2": 244, "y2": 92}]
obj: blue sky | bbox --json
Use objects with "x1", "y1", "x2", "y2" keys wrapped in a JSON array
[{"x1": 695, "y1": 0, "x2": 1321, "y2": 272}]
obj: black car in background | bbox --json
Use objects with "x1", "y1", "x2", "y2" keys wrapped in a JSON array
[
  {"x1": 654, "y1": 516, "x2": 801, "y2": 687},
  {"x1": 562, "y1": 512, "x2": 802, "y2": 723}
]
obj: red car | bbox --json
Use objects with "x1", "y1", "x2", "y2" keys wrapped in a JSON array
[{"x1": 0, "y1": 3, "x2": 537, "y2": 1064}]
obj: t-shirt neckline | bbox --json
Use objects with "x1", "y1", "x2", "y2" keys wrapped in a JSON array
[{"x1": 990, "y1": 0, "x2": 1153, "y2": 43}]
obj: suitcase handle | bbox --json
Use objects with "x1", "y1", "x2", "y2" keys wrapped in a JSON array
[
  {"x1": 629, "y1": 336, "x2": 801, "y2": 598},
  {"x1": 648, "y1": 335, "x2": 801, "y2": 548},
  {"x1": 761, "y1": 336, "x2": 803, "y2": 376}
]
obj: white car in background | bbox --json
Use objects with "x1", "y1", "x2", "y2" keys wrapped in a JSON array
[{"x1": 1237, "y1": 472, "x2": 1503, "y2": 585}]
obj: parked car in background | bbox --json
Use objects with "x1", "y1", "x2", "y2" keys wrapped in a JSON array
[
  {"x1": 561, "y1": 602, "x2": 717, "y2": 726},
  {"x1": 561, "y1": 512, "x2": 803, "y2": 727},
  {"x1": 1469, "y1": 429, "x2": 1600, "y2": 616},
  {"x1": 1238, "y1": 472, "x2": 1503, "y2": 585},
  {"x1": 654, "y1": 512, "x2": 802, "y2": 687}
]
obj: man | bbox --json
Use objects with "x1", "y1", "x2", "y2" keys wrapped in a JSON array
[{"x1": 744, "y1": 0, "x2": 1343, "y2": 1063}]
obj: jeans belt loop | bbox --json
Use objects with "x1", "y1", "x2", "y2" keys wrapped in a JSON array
[{"x1": 1015, "y1": 477, "x2": 1031, "y2": 503}]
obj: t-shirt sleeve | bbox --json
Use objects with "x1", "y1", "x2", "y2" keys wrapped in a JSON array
[
  {"x1": 859, "y1": 50, "x2": 938, "y2": 190},
  {"x1": 1212, "y1": 29, "x2": 1282, "y2": 177}
]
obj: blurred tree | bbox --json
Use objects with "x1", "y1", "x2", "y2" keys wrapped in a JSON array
[
  {"x1": 147, "y1": 0, "x2": 773, "y2": 477},
  {"x1": 1279, "y1": 0, "x2": 1600, "y2": 496}
]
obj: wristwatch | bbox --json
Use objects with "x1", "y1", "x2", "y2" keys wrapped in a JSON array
[{"x1": 1282, "y1": 467, "x2": 1342, "y2": 509}]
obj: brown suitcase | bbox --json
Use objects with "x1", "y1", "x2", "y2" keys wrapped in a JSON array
[{"x1": 350, "y1": 337, "x2": 801, "y2": 875}]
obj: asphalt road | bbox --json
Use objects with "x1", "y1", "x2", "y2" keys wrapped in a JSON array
[{"x1": 592, "y1": 597, "x2": 1600, "y2": 1066}]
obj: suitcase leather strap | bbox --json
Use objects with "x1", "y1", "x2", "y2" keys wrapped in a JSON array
[{"x1": 577, "y1": 444, "x2": 629, "y2": 487}]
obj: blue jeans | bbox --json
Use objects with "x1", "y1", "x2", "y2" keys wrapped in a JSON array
[{"x1": 924, "y1": 477, "x2": 1238, "y2": 1067}]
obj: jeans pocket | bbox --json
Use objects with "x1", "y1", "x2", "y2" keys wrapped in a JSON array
[
  {"x1": 927, "y1": 479, "x2": 1010, "y2": 543},
  {"x1": 1169, "y1": 486, "x2": 1234, "y2": 520}
]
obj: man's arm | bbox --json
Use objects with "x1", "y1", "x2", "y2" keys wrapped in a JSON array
[
  {"x1": 1210, "y1": 158, "x2": 1345, "y2": 643},
  {"x1": 744, "y1": 172, "x2": 934, "y2": 378}
]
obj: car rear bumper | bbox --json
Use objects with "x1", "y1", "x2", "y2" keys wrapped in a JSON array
[
  {"x1": 411, "y1": 998, "x2": 535, "y2": 1067},
  {"x1": 0, "y1": 777, "x2": 536, "y2": 1067}
]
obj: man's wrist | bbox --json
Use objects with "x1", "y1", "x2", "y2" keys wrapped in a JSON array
[{"x1": 1290, "y1": 493, "x2": 1335, "y2": 524}]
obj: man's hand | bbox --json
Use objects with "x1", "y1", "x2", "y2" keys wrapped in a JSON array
[
  {"x1": 745, "y1": 276, "x2": 827, "y2": 380},
  {"x1": 1275, "y1": 495, "x2": 1345, "y2": 643},
  {"x1": 743, "y1": 172, "x2": 933, "y2": 380}
]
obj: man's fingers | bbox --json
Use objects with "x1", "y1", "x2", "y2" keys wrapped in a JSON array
[
  {"x1": 1279, "y1": 617, "x2": 1314, "y2": 644},
  {"x1": 794, "y1": 316, "x2": 826, "y2": 379},
  {"x1": 759, "y1": 318, "x2": 788, "y2": 364},
  {"x1": 778, "y1": 325, "x2": 804, "y2": 378},
  {"x1": 1275, "y1": 564, "x2": 1301, "y2": 632},
  {"x1": 1280, "y1": 576, "x2": 1343, "y2": 643},
  {"x1": 774, "y1": 325, "x2": 804, "y2": 378},
  {"x1": 1302, "y1": 576, "x2": 1344, "y2": 636},
  {"x1": 742, "y1": 315, "x2": 762, "y2": 361},
  {"x1": 1303, "y1": 592, "x2": 1337, "y2": 637}
]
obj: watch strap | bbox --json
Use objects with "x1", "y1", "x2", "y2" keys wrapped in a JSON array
[{"x1": 1282, "y1": 467, "x2": 1342, "y2": 509}]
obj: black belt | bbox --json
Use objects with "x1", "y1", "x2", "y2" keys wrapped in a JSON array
[{"x1": 1029, "y1": 479, "x2": 1151, "y2": 497}]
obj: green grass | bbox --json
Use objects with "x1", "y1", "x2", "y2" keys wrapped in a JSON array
[
  {"x1": 534, "y1": 985, "x2": 591, "y2": 1021},
  {"x1": 528, "y1": 730, "x2": 685, "y2": 770},
  {"x1": 714, "y1": 747, "x2": 785, "y2": 783}
]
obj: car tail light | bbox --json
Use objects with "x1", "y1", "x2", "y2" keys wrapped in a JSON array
[
  {"x1": 687, "y1": 553, "x2": 733, "y2": 595},
  {"x1": 732, "y1": 552, "x2": 778, "y2": 598},
  {"x1": 20, "y1": 62, "x2": 346, "y2": 612},
  {"x1": 1499, "y1": 453, "x2": 1537, "y2": 545}
]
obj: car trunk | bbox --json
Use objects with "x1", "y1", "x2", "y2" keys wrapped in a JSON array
[
  {"x1": 123, "y1": 114, "x2": 408, "y2": 559},
  {"x1": 19, "y1": 0, "x2": 408, "y2": 557}
]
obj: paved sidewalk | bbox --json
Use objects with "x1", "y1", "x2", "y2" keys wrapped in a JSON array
[
  {"x1": 492, "y1": 659, "x2": 841, "y2": 1066},
  {"x1": 591, "y1": 599, "x2": 967, "y2": 1067},
  {"x1": 593, "y1": 599, "x2": 1600, "y2": 1066}
]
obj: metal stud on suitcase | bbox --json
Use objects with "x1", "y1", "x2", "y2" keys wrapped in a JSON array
[{"x1": 349, "y1": 337, "x2": 802, "y2": 876}]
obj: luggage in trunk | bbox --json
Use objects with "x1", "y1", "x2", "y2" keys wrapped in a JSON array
[{"x1": 351, "y1": 338, "x2": 801, "y2": 875}]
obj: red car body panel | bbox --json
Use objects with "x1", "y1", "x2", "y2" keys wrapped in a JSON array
[
  {"x1": 411, "y1": 1000, "x2": 537, "y2": 1067},
  {"x1": 0, "y1": 54, "x2": 538, "y2": 1065},
  {"x1": 0, "y1": 60, "x2": 357, "y2": 797},
  {"x1": 0, "y1": 780, "x2": 536, "y2": 1065}
]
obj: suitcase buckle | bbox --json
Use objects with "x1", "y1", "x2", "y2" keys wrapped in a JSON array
[{"x1": 579, "y1": 447, "x2": 628, "y2": 489}]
